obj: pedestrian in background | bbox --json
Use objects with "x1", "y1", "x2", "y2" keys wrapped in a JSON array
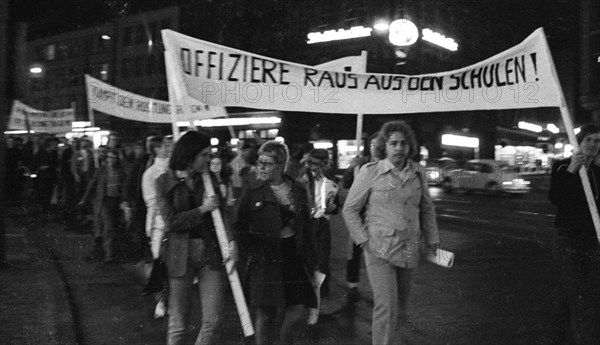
[
  {"x1": 549, "y1": 123, "x2": 600, "y2": 344},
  {"x1": 78, "y1": 148, "x2": 127, "y2": 263},
  {"x1": 300, "y1": 148, "x2": 340, "y2": 305},
  {"x1": 343, "y1": 120, "x2": 440, "y2": 345},
  {"x1": 123, "y1": 136, "x2": 155, "y2": 261},
  {"x1": 341, "y1": 131, "x2": 379, "y2": 299},
  {"x1": 234, "y1": 140, "x2": 317, "y2": 345},
  {"x1": 141, "y1": 134, "x2": 174, "y2": 319},
  {"x1": 156, "y1": 131, "x2": 236, "y2": 345}
]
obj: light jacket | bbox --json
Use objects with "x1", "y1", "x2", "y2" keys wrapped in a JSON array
[{"x1": 343, "y1": 159, "x2": 439, "y2": 268}]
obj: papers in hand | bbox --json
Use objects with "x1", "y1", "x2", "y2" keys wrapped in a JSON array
[{"x1": 425, "y1": 248, "x2": 455, "y2": 268}]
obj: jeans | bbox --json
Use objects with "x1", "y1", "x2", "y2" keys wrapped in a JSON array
[
  {"x1": 167, "y1": 239, "x2": 226, "y2": 345},
  {"x1": 98, "y1": 197, "x2": 120, "y2": 261},
  {"x1": 313, "y1": 217, "x2": 331, "y2": 297},
  {"x1": 346, "y1": 239, "x2": 363, "y2": 284},
  {"x1": 365, "y1": 250, "x2": 414, "y2": 345}
]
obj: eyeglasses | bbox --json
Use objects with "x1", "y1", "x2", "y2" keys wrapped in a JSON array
[{"x1": 257, "y1": 160, "x2": 278, "y2": 168}]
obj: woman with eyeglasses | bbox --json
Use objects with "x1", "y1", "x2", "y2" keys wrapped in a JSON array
[{"x1": 234, "y1": 140, "x2": 317, "y2": 345}]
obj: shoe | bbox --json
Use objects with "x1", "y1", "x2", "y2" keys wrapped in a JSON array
[{"x1": 154, "y1": 300, "x2": 167, "y2": 319}]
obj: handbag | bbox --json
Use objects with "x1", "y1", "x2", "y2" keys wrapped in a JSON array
[{"x1": 143, "y1": 258, "x2": 167, "y2": 295}]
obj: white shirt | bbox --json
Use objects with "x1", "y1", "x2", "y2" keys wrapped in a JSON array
[
  {"x1": 312, "y1": 176, "x2": 338, "y2": 219},
  {"x1": 142, "y1": 157, "x2": 169, "y2": 237}
]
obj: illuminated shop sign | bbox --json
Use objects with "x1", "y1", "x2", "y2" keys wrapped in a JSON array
[
  {"x1": 441, "y1": 134, "x2": 479, "y2": 148},
  {"x1": 307, "y1": 26, "x2": 373, "y2": 44},
  {"x1": 517, "y1": 121, "x2": 542, "y2": 133},
  {"x1": 422, "y1": 28, "x2": 458, "y2": 51}
]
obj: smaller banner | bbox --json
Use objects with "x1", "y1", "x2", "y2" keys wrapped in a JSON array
[
  {"x1": 8, "y1": 100, "x2": 74, "y2": 134},
  {"x1": 85, "y1": 75, "x2": 227, "y2": 123}
]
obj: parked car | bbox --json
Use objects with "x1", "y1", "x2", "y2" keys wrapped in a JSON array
[
  {"x1": 425, "y1": 157, "x2": 458, "y2": 185},
  {"x1": 442, "y1": 159, "x2": 531, "y2": 195}
]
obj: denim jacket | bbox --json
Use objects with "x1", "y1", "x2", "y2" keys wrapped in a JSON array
[{"x1": 343, "y1": 159, "x2": 439, "y2": 268}]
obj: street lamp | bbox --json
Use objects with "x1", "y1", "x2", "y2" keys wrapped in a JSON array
[{"x1": 388, "y1": 19, "x2": 419, "y2": 47}]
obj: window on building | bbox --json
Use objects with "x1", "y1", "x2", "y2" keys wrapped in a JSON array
[
  {"x1": 147, "y1": 55, "x2": 156, "y2": 75},
  {"x1": 101, "y1": 63, "x2": 109, "y2": 81},
  {"x1": 122, "y1": 58, "x2": 133, "y2": 79},
  {"x1": 57, "y1": 43, "x2": 69, "y2": 60},
  {"x1": 134, "y1": 56, "x2": 144, "y2": 77},
  {"x1": 84, "y1": 36, "x2": 93, "y2": 55},
  {"x1": 135, "y1": 24, "x2": 145, "y2": 45},
  {"x1": 45, "y1": 44, "x2": 55, "y2": 60},
  {"x1": 123, "y1": 26, "x2": 133, "y2": 46}
]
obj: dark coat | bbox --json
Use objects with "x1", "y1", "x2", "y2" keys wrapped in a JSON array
[
  {"x1": 156, "y1": 170, "x2": 230, "y2": 277},
  {"x1": 234, "y1": 175, "x2": 317, "y2": 307},
  {"x1": 82, "y1": 165, "x2": 126, "y2": 217},
  {"x1": 549, "y1": 158, "x2": 600, "y2": 249}
]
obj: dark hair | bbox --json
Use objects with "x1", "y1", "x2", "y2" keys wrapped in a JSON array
[
  {"x1": 373, "y1": 120, "x2": 419, "y2": 160},
  {"x1": 576, "y1": 123, "x2": 600, "y2": 144},
  {"x1": 309, "y1": 148, "x2": 329, "y2": 163},
  {"x1": 364, "y1": 132, "x2": 379, "y2": 157},
  {"x1": 106, "y1": 148, "x2": 121, "y2": 168},
  {"x1": 169, "y1": 131, "x2": 211, "y2": 170},
  {"x1": 148, "y1": 135, "x2": 164, "y2": 157}
]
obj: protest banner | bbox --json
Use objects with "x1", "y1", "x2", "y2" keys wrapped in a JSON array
[
  {"x1": 162, "y1": 28, "x2": 562, "y2": 114},
  {"x1": 85, "y1": 74, "x2": 227, "y2": 123},
  {"x1": 162, "y1": 27, "x2": 600, "y2": 246},
  {"x1": 8, "y1": 100, "x2": 74, "y2": 134}
]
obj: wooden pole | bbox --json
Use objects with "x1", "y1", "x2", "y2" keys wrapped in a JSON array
[
  {"x1": 201, "y1": 170, "x2": 254, "y2": 337},
  {"x1": 354, "y1": 51, "x2": 368, "y2": 156},
  {"x1": 164, "y1": 52, "x2": 181, "y2": 139}
]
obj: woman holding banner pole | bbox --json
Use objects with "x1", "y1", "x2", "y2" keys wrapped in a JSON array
[
  {"x1": 549, "y1": 123, "x2": 600, "y2": 344},
  {"x1": 156, "y1": 131, "x2": 236, "y2": 345}
]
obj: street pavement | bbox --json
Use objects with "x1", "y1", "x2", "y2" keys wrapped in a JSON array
[{"x1": 1, "y1": 174, "x2": 558, "y2": 345}]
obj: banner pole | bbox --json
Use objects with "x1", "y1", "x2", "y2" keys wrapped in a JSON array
[
  {"x1": 87, "y1": 101, "x2": 95, "y2": 128},
  {"x1": 164, "y1": 52, "x2": 181, "y2": 139},
  {"x1": 354, "y1": 50, "x2": 368, "y2": 156},
  {"x1": 201, "y1": 170, "x2": 254, "y2": 337}
]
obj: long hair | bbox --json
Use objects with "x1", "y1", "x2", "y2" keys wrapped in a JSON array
[
  {"x1": 373, "y1": 120, "x2": 419, "y2": 160},
  {"x1": 168, "y1": 131, "x2": 211, "y2": 171}
]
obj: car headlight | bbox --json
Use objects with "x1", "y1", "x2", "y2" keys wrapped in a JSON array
[{"x1": 428, "y1": 171, "x2": 439, "y2": 179}]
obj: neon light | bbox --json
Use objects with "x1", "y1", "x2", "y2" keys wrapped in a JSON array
[
  {"x1": 72, "y1": 121, "x2": 91, "y2": 128},
  {"x1": 194, "y1": 117, "x2": 281, "y2": 127},
  {"x1": 546, "y1": 123, "x2": 559, "y2": 134},
  {"x1": 30, "y1": 67, "x2": 42, "y2": 74},
  {"x1": 307, "y1": 26, "x2": 372, "y2": 44},
  {"x1": 4, "y1": 130, "x2": 35, "y2": 134},
  {"x1": 441, "y1": 134, "x2": 479, "y2": 148},
  {"x1": 518, "y1": 121, "x2": 542, "y2": 133},
  {"x1": 373, "y1": 22, "x2": 389, "y2": 31},
  {"x1": 422, "y1": 28, "x2": 458, "y2": 51}
]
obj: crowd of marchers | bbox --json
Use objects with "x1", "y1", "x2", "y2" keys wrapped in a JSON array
[{"x1": 4, "y1": 120, "x2": 599, "y2": 345}]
